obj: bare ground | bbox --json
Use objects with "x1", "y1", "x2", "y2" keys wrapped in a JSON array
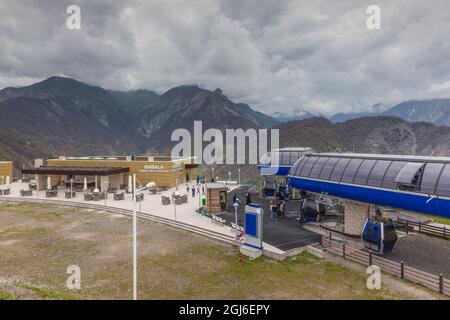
[{"x1": 0, "y1": 202, "x2": 445, "y2": 300}]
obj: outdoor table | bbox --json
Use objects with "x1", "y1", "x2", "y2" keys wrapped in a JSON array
[
  {"x1": 45, "y1": 190, "x2": 58, "y2": 197},
  {"x1": 93, "y1": 193, "x2": 101, "y2": 201},
  {"x1": 114, "y1": 192, "x2": 125, "y2": 200},
  {"x1": 0, "y1": 189, "x2": 10, "y2": 195},
  {"x1": 65, "y1": 191, "x2": 76, "y2": 199},
  {"x1": 20, "y1": 189, "x2": 33, "y2": 196}
]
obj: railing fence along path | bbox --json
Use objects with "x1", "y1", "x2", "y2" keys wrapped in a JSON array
[{"x1": 321, "y1": 235, "x2": 449, "y2": 296}]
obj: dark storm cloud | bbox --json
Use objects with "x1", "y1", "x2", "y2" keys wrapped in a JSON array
[{"x1": 1, "y1": 0, "x2": 450, "y2": 116}]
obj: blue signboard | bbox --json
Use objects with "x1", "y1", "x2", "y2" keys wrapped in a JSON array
[{"x1": 244, "y1": 203, "x2": 263, "y2": 250}]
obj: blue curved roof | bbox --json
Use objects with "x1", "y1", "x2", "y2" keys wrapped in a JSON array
[
  {"x1": 258, "y1": 147, "x2": 314, "y2": 176},
  {"x1": 288, "y1": 153, "x2": 450, "y2": 218}
]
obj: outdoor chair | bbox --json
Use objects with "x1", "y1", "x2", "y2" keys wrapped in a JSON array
[
  {"x1": 181, "y1": 194, "x2": 188, "y2": 203},
  {"x1": 161, "y1": 196, "x2": 171, "y2": 205},
  {"x1": 0, "y1": 189, "x2": 10, "y2": 195},
  {"x1": 84, "y1": 193, "x2": 94, "y2": 201},
  {"x1": 174, "y1": 197, "x2": 183, "y2": 205},
  {"x1": 114, "y1": 192, "x2": 125, "y2": 200},
  {"x1": 93, "y1": 193, "x2": 101, "y2": 201},
  {"x1": 135, "y1": 193, "x2": 144, "y2": 202},
  {"x1": 65, "y1": 191, "x2": 76, "y2": 199},
  {"x1": 108, "y1": 187, "x2": 118, "y2": 193},
  {"x1": 20, "y1": 189, "x2": 33, "y2": 196}
]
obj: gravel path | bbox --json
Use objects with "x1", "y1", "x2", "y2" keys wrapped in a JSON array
[{"x1": 387, "y1": 233, "x2": 450, "y2": 278}]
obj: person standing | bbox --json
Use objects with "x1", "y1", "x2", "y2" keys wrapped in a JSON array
[
  {"x1": 271, "y1": 202, "x2": 277, "y2": 221},
  {"x1": 245, "y1": 192, "x2": 251, "y2": 205},
  {"x1": 196, "y1": 175, "x2": 200, "y2": 185},
  {"x1": 191, "y1": 186, "x2": 196, "y2": 197}
]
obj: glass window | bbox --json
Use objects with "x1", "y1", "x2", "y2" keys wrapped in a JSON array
[
  {"x1": 330, "y1": 158, "x2": 351, "y2": 181},
  {"x1": 289, "y1": 152, "x2": 299, "y2": 165},
  {"x1": 281, "y1": 152, "x2": 291, "y2": 165},
  {"x1": 394, "y1": 162, "x2": 425, "y2": 184},
  {"x1": 309, "y1": 157, "x2": 329, "y2": 178},
  {"x1": 367, "y1": 160, "x2": 391, "y2": 187},
  {"x1": 320, "y1": 158, "x2": 340, "y2": 180},
  {"x1": 300, "y1": 157, "x2": 319, "y2": 177},
  {"x1": 420, "y1": 163, "x2": 444, "y2": 194},
  {"x1": 293, "y1": 157, "x2": 308, "y2": 176},
  {"x1": 354, "y1": 160, "x2": 377, "y2": 185},
  {"x1": 341, "y1": 159, "x2": 364, "y2": 183},
  {"x1": 436, "y1": 165, "x2": 450, "y2": 197},
  {"x1": 382, "y1": 161, "x2": 407, "y2": 189}
]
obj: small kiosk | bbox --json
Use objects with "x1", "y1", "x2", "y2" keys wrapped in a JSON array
[{"x1": 205, "y1": 183, "x2": 228, "y2": 214}]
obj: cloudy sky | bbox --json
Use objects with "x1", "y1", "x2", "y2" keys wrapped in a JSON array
[{"x1": 1, "y1": 0, "x2": 450, "y2": 116}]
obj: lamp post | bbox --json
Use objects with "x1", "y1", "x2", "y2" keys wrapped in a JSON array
[
  {"x1": 233, "y1": 201, "x2": 239, "y2": 238},
  {"x1": 238, "y1": 168, "x2": 241, "y2": 185},
  {"x1": 212, "y1": 167, "x2": 215, "y2": 182},
  {"x1": 132, "y1": 178, "x2": 154, "y2": 301},
  {"x1": 103, "y1": 181, "x2": 107, "y2": 206},
  {"x1": 172, "y1": 192, "x2": 177, "y2": 221},
  {"x1": 70, "y1": 178, "x2": 74, "y2": 199},
  {"x1": 228, "y1": 172, "x2": 231, "y2": 185},
  {"x1": 1, "y1": 176, "x2": 4, "y2": 196}
]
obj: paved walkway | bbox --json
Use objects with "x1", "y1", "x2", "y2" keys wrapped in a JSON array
[
  {"x1": 1, "y1": 182, "x2": 284, "y2": 254},
  {"x1": 224, "y1": 187, "x2": 321, "y2": 251}
]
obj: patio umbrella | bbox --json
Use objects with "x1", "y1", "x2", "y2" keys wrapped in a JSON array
[
  {"x1": 47, "y1": 176, "x2": 51, "y2": 191},
  {"x1": 83, "y1": 177, "x2": 87, "y2": 191},
  {"x1": 128, "y1": 175, "x2": 133, "y2": 193}
]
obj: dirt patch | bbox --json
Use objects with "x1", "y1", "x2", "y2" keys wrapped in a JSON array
[{"x1": 0, "y1": 203, "x2": 445, "y2": 300}]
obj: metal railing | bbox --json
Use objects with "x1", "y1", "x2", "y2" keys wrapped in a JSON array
[
  {"x1": 321, "y1": 235, "x2": 449, "y2": 296},
  {"x1": 394, "y1": 218, "x2": 449, "y2": 239}
]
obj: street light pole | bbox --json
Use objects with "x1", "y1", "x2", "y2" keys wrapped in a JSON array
[
  {"x1": 132, "y1": 178, "x2": 154, "y2": 301},
  {"x1": 70, "y1": 178, "x2": 74, "y2": 199},
  {"x1": 173, "y1": 192, "x2": 177, "y2": 220},
  {"x1": 1, "y1": 176, "x2": 4, "y2": 196},
  {"x1": 104, "y1": 181, "x2": 107, "y2": 206},
  {"x1": 238, "y1": 168, "x2": 241, "y2": 185},
  {"x1": 233, "y1": 201, "x2": 239, "y2": 238}
]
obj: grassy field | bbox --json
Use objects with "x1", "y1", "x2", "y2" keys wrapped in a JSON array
[{"x1": 0, "y1": 202, "x2": 442, "y2": 300}]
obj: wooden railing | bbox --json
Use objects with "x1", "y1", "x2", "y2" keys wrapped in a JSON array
[
  {"x1": 394, "y1": 218, "x2": 449, "y2": 239},
  {"x1": 321, "y1": 236, "x2": 450, "y2": 296}
]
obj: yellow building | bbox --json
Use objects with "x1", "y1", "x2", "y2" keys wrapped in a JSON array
[
  {"x1": 44, "y1": 155, "x2": 198, "y2": 189},
  {"x1": 0, "y1": 161, "x2": 13, "y2": 180}
]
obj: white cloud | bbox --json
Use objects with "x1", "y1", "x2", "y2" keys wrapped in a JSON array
[{"x1": 1, "y1": 0, "x2": 450, "y2": 116}]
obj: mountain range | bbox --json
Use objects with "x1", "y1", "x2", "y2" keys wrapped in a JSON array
[
  {"x1": 329, "y1": 99, "x2": 450, "y2": 125},
  {"x1": 1, "y1": 76, "x2": 450, "y2": 177},
  {"x1": 0, "y1": 76, "x2": 278, "y2": 171}
]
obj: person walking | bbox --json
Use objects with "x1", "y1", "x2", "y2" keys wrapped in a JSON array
[
  {"x1": 196, "y1": 175, "x2": 200, "y2": 185},
  {"x1": 191, "y1": 186, "x2": 196, "y2": 197}
]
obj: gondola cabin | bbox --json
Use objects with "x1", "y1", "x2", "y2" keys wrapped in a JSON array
[
  {"x1": 362, "y1": 218, "x2": 398, "y2": 254},
  {"x1": 299, "y1": 198, "x2": 326, "y2": 222},
  {"x1": 263, "y1": 180, "x2": 276, "y2": 199}
]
